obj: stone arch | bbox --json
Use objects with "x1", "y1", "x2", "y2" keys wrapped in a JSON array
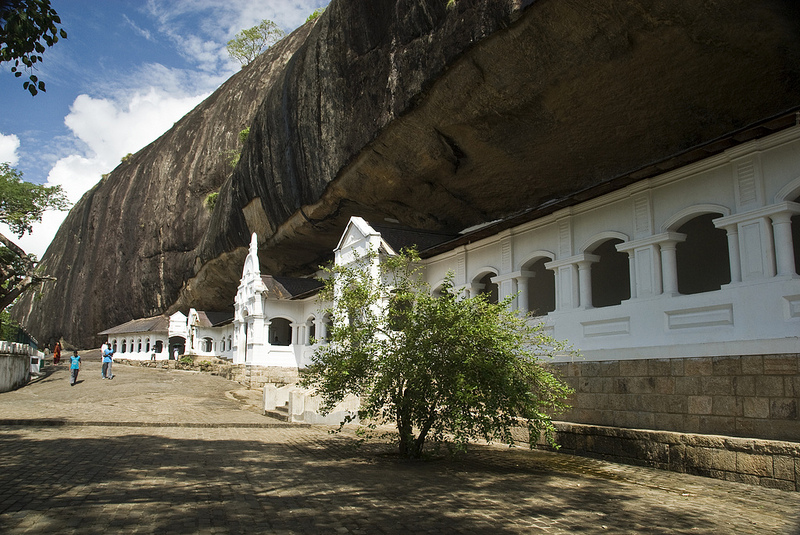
[
  {"x1": 675, "y1": 212, "x2": 731, "y2": 295},
  {"x1": 471, "y1": 267, "x2": 499, "y2": 304},
  {"x1": 269, "y1": 317, "x2": 293, "y2": 346},
  {"x1": 580, "y1": 231, "x2": 629, "y2": 254},
  {"x1": 306, "y1": 315, "x2": 317, "y2": 344},
  {"x1": 661, "y1": 204, "x2": 731, "y2": 233},
  {"x1": 431, "y1": 279, "x2": 446, "y2": 297},
  {"x1": 775, "y1": 178, "x2": 800, "y2": 275},
  {"x1": 520, "y1": 252, "x2": 555, "y2": 316},
  {"x1": 775, "y1": 176, "x2": 800, "y2": 203},
  {"x1": 169, "y1": 336, "x2": 186, "y2": 358},
  {"x1": 588, "y1": 238, "x2": 630, "y2": 308}
]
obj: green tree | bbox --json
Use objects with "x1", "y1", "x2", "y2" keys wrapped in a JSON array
[
  {"x1": 0, "y1": 162, "x2": 69, "y2": 311},
  {"x1": 226, "y1": 19, "x2": 285, "y2": 67},
  {"x1": 0, "y1": 0, "x2": 67, "y2": 96},
  {"x1": 302, "y1": 248, "x2": 573, "y2": 458},
  {"x1": 306, "y1": 7, "x2": 325, "y2": 23}
]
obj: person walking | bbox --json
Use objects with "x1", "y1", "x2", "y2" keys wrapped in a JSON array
[
  {"x1": 69, "y1": 350, "x2": 81, "y2": 386},
  {"x1": 53, "y1": 341, "x2": 62, "y2": 365},
  {"x1": 102, "y1": 345, "x2": 114, "y2": 379}
]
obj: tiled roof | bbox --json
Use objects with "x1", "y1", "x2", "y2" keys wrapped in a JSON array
[
  {"x1": 261, "y1": 275, "x2": 324, "y2": 300},
  {"x1": 195, "y1": 311, "x2": 234, "y2": 327},
  {"x1": 370, "y1": 224, "x2": 459, "y2": 254},
  {"x1": 98, "y1": 315, "x2": 169, "y2": 335}
]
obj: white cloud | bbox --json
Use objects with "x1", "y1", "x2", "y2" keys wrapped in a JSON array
[
  {"x1": 123, "y1": 14, "x2": 154, "y2": 42},
  {"x1": 0, "y1": 133, "x2": 20, "y2": 166},
  {"x1": 6, "y1": 89, "x2": 207, "y2": 259},
  {"x1": 64, "y1": 89, "x2": 207, "y2": 174},
  {"x1": 5, "y1": 1, "x2": 330, "y2": 259},
  {"x1": 144, "y1": 0, "x2": 328, "y2": 71}
]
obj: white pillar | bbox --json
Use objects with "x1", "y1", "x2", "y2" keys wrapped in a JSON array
[
  {"x1": 577, "y1": 260, "x2": 595, "y2": 309},
  {"x1": 771, "y1": 212, "x2": 797, "y2": 277},
  {"x1": 469, "y1": 283, "x2": 483, "y2": 298},
  {"x1": 516, "y1": 276, "x2": 529, "y2": 313},
  {"x1": 660, "y1": 241, "x2": 681, "y2": 296},
  {"x1": 316, "y1": 317, "x2": 326, "y2": 342},
  {"x1": 625, "y1": 251, "x2": 637, "y2": 300}
]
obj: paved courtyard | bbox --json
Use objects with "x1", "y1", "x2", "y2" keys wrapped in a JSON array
[{"x1": 0, "y1": 356, "x2": 798, "y2": 534}]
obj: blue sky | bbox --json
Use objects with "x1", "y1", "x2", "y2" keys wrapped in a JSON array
[{"x1": 0, "y1": 0, "x2": 328, "y2": 258}]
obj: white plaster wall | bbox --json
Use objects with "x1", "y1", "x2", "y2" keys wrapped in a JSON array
[
  {"x1": 108, "y1": 335, "x2": 169, "y2": 360},
  {"x1": 418, "y1": 127, "x2": 800, "y2": 361}
]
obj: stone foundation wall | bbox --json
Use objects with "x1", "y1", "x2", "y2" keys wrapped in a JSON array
[
  {"x1": 549, "y1": 354, "x2": 800, "y2": 442},
  {"x1": 534, "y1": 422, "x2": 800, "y2": 491}
]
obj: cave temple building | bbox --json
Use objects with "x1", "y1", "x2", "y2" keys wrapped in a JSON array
[{"x1": 101, "y1": 123, "x2": 800, "y2": 443}]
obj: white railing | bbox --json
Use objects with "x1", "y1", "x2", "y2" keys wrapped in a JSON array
[{"x1": 0, "y1": 341, "x2": 42, "y2": 357}]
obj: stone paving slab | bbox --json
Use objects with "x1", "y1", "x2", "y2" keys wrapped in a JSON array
[{"x1": 0, "y1": 360, "x2": 798, "y2": 534}]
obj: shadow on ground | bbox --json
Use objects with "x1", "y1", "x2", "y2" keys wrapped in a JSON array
[{"x1": 1, "y1": 429, "x2": 793, "y2": 534}]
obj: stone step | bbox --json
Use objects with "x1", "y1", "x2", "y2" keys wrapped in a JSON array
[{"x1": 263, "y1": 403, "x2": 289, "y2": 422}]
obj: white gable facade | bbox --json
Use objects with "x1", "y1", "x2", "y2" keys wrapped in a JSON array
[{"x1": 231, "y1": 233, "x2": 328, "y2": 368}]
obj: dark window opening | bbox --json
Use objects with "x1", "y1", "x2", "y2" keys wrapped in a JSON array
[
  {"x1": 270, "y1": 318, "x2": 292, "y2": 346},
  {"x1": 590, "y1": 239, "x2": 630, "y2": 308},
  {"x1": 525, "y1": 258, "x2": 555, "y2": 316},
  {"x1": 676, "y1": 213, "x2": 731, "y2": 295},
  {"x1": 477, "y1": 273, "x2": 499, "y2": 304},
  {"x1": 307, "y1": 319, "x2": 316, "y2": 344}
]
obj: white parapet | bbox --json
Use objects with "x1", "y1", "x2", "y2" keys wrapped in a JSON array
[
  {"x1": 287, "y1": 386, "x2": 360, "y2": 426},
  {"x1": 0, "y1": 341, "x2": 41, "y2": 357}
]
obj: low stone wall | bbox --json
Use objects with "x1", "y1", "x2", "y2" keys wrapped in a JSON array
[
  {"x1": 533, "y1": 422, "x2": 800, "y2": 491},
  {"x1": 117, "y1": 358, "x2": 298, "y2": 389},
  {"x1": 0, "y1": 353, "x2": 31, "y2": 393},
  {"x1": 549, "y1": 353, "x2": 800, "y2": 442}
]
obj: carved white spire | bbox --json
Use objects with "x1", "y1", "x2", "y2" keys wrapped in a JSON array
[
  {"x1": 242, "y1": 232, "x2": 261, "y2": 280},
  {"x1": 250, "y1": 232, "x2": 258, "y2": 256}
]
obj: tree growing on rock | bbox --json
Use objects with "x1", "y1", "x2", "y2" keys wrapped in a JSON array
[
  {"x1": 302, "y1": 248, "x2": 573, "y2": 458},
  {"x1": 0, "y1": 162, "x2": 69, "y2": 311},
  {"x1": 226, "y1": 19, "x2": 285, "y2": 67}
]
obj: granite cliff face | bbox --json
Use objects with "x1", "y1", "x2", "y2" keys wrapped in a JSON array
[{"x1": 14, "y1": 0, "x2": 800, "y2": 349}]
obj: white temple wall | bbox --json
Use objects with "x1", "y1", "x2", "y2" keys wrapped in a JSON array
[
  {"x1": 108, "y1": 335, "x2": 169, "y2": 360},
  {"x1": 418, "y1": 127, "x2": 800, "y2": 362}
]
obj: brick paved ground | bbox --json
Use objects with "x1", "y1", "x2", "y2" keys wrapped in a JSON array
[{"x1": 0, "y1": 358, "x2": 798, "y2": 534}]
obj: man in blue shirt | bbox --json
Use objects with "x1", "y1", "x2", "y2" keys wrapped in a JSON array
[
  {"x1": 69, "y1": 351, "x2": 81, "y2": 386},
  {"x1": 102, "y1": 345, "x2": 114, "y2": 379}
]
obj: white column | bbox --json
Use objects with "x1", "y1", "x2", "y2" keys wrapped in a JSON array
[
  {"x1": 291, "y1": 323, "x2": 301, "y2": 345},
  {"x1": 625, "y1": 251, "x2": 637, "y2": 300},
  {"x1": 577, "y1": 259, "x2": 595, "y2": 309},
  {"x1": 660, "y1": 241, "x2": 681, "y2": 296},
  {"x1": 469, "y1": 283, "x2": 483, "y2": 298},
  {"x1": 771, "y1": 212, "x2": 798, "y2": 277},
  {"x1": 316, "y1": 317, "x2": 327, "y2": 342},
  {"x1": 515, "y1": 276, "x2": 529, "y2": 313}
]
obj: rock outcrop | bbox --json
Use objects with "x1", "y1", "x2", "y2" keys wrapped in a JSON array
[{"x1": 14, "y1": 0, "x2": 800, "y2": 348}]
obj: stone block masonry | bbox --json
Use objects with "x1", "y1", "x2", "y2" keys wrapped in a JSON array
[
  {"x1": 550, "y1": 354, "x2": 800, "y2": 442},
  {"x1": 540, "y1": 353, "x2": 800, "y2": 490},
  {"x1": 534, "y1": 422, "x2": 800, "y2": 492}
]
